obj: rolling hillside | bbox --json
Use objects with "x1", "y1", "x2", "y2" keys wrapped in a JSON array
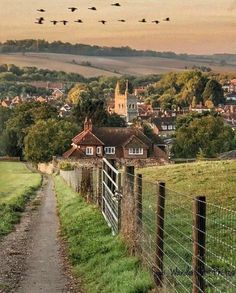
[{"x1": 1, "y1": 52, "x2": 236, "y2": 77}]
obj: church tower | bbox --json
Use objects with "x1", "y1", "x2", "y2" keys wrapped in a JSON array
[{"x1": 114, "y1": 80, "x2": 138, "y2": 122}]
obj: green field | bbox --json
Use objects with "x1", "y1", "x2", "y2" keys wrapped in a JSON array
[
  {"x1": 0, "y1": 162, "x2": 42, "y2": 238},
  {"x1": 54, "y1": 175, "x2": 153, "y2": 293},
  {"x1": 138, "y1": 161, "x2": 236, "y2": 292}
]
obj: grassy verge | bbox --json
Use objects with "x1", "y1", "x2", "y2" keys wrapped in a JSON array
[
  {"x1": 138, "y1": 160, "x2": 236, "y2": 292},
  {"x1": 54, "y1": 175, "x2": 154, "y2": 293},
  {"x1": 0, "y1": 162, "x2": 42, "y2": 238}
]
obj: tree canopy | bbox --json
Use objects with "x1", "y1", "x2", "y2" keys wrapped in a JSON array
[
  {"x1": 172, "y1": 113, "x2": 236, "y2": 158},
  {"x1": 24, "y1": 119, "x2": 78, "y2": 163}
]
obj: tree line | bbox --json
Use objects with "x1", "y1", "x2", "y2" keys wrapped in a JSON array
[{"x1": 1, "y1": 39, "x2": 235, "y2": 64}]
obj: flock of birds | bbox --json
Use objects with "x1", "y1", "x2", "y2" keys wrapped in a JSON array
[{"x1": 35, "y1": 3, "x2": 170, "y2": 25}]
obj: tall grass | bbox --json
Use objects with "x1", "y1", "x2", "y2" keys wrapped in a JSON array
[
  {"x1": 54, "y1": 175, "x2": 154, "y2": 293},
  {"x1": 0, "y1": 162, "x2": 42, "y2": 238},
  {"x1": 139, "y1": 160, "x2": 236, "y2": 292}
]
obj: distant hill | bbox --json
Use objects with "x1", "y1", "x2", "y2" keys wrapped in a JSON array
[
  {"x1": 1, "y1": 52, "x2": 236, "y2": 78},
  {"x1": 1, "y1": 39, "x2": 236, "y2": 63}
]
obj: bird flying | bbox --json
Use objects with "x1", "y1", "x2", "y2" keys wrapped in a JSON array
[
  {"x1": 111, "y1": 3, "x2": 121, "y2": 7},
  {"x1": 163, "y1": 17, "x2": 170, "y2": 21},
  {"x1": 88, "y1": 7, "x2": 97, "y2": 10},
  {"x1": 99, "y1": 20, "x2": 107, "y2": 25},
  {"x1": 152, "y1": 20, "x2": 160, "y2": 24},
  {"x1": 118, "y1": 19, "x2": 126, "y2": 22},
  {"x1": 68, "y1": 7, "x2": 78, "y2": 12},
  {"x1": 50, "y1": 20, "x2": 58, "y2": 25},
  {"x1": 36, "y1": 17, "x2": 44, "y2": 22},
  {"x1": 139, "y1": 18, "x2": 147, "y2": 23},
  {"x1": 61, "y1": 20, "x2": 69, "y2": 25},
  {"x1": 37, "y1": 9, "x2": 45, "y2": 12},
  {"x1": 74, "y1": 19, "x2": 83, "y2": 23},
  {"x1": 35, "y1": 19, "x2": 44, "y2": 24}
]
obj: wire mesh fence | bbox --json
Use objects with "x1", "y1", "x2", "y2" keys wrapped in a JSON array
[
  {"x1": 59, "y1": 162, "x2": 236, "y2": 292},
  {"x1": 123, "y1": 170, "x2": 236, "y2": 292}
]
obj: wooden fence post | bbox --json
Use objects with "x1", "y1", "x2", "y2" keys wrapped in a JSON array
[
  {"x1": 135, "y1": 174, "x2": 143, "y2": 253},
  {"x1": 96, "y1": 166, "x2": 102, "y2": 206},
  {"x1": 121, "y1": 165, "x2": 135, "y2": 252},
  {"x1": 192, "y1": 196, "x2": 206, "y2": 293},
  {"x1": 117, "y1": 172, "x2": 122, "y2": 231},
  {"x1": 154, "y1": 181, "x2": 166, "y2": 287}
]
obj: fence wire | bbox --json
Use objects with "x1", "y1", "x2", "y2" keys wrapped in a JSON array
[
  {"x1": 60, "y1": 166, "x2": 236, "y2": 292},
  {"x1": 125, "y1": 171, "x2": 236, "y2": 292}
]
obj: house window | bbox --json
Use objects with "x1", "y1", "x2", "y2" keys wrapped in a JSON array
[
  {"x1": 168, "y1": 125, "x2": 173, "y2": 130},
  {"x1": 97, "y1": 147, "x2": 102, "y2": 155},
  {"x1": 86, "y1": 147, "x2": 93, "y2": 156},
  {"x1": 129, "y1": 148, "x2": 144, "y2": 155},
  {"x1": 162, "y1": 125, "x2": 167, "y2": 130},
  {"x1": 105, "y1": 147, "x2": 115, "y2": 154}
]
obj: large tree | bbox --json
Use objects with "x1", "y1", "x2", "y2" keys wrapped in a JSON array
[
  {"x1": 5, "y1": 102, "x2": 58, "y2": 157},
  {"x1": 0, "y1": 107, "x2": 12, "y2": 156},
  {"x1": 172, "y1": 114, "x2": 236, "y2": 158},
  {"x1": 24, "y1": 119, "x2": 78, "y2": 163},
  {"x1": 202, "y1": 79, "x2": 224, "y2": 106}
]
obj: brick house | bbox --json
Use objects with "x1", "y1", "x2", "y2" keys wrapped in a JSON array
[
  {"x1": 63, "y1": 118, "x2": 167, "y2": 161},
  {"x1": 150, "y1": 117, "x2": 176, "y2": 137}
]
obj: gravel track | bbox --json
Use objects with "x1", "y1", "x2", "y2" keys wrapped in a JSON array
[{"x1": 0, "y1": 176, "x2": 80, "y2": 293}]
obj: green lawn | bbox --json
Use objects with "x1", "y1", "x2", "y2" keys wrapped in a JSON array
[
  {"x1": 138, "y1": 160, "x2": 236, "y2": 292},
  {"x1": 54, "y1": 175, "x2": 154, "y2": 293},
  {"x1": 0, "y1": 162, "x2": 42, "y2": 237}
]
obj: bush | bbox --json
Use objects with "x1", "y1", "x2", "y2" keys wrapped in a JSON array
[{"x1": 59, "y1": 160, "x2": 74, "y2": 171}]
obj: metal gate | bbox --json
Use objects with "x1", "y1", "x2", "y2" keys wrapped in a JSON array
[{"x1": 102, "y1": 158, "x2": 122, "y2": 234}]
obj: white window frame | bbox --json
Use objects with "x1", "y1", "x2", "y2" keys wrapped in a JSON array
[
  {"x1": 105, "y1": 147, "x2": 115, "y2": 155},
  {"x1": 86, "y1": 147, "x2": 93, "y2": 156},
  {"x1": 162, "y1": 125, "x2": 168, "y2": 130},
  {"x1": 97, "y1": 146, "x2": 102, "y2": 155},
  {"x1": 168, "y1": 125, "x2": 173, "y2": 130},
  {"x1": 128, "y1": 148, "x2": 144, "y2": 155}
]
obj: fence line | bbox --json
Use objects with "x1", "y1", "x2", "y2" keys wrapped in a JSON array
[{"x1": 59, "y1": 161, "x2": 236, "y2": 292}]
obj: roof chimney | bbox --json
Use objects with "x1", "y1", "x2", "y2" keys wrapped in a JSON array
[{"x1": 84, "y1": 117, "x2": 93, "y2": 132}]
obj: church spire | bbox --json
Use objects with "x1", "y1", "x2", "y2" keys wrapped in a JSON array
[
  {"x1": 125, "y1": 80, "x2": 129, "y2": 95},
  {"x1": 115, "y1": 81, "x2": 120, "y2": 95}
]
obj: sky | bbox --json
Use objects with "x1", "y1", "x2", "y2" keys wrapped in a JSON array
[{"x1": 0, "y1": 0, "x2": 236, "y2": 54}]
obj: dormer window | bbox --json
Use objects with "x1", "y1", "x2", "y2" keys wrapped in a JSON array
[
  {"x1": 129, "y1": 148, "x2": 143, "y2": 155},
  {"x1": 105, "y1": 147, "x2": 115, "y2": 154}
]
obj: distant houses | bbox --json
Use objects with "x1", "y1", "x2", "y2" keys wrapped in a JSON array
[{"x1": 150, "y1": 116, "x2": 176, "y2": 137}]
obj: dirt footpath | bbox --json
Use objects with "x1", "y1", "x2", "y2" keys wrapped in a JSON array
[{"x1": 0, "y1": 176, "x2": 79, "y2": 293}]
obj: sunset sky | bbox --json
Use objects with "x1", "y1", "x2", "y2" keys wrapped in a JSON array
[{"x1": 0, "y1": 0, "x2": 236, "y2": 54}]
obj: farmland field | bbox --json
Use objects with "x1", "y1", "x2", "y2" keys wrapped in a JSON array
[
  {"x1": 1, "y1": 52, "x2": 236, "y2": 77},
  {"x1": 138, "y1": 160, "x2": 236, "y2": 292},
  {"x1": 0, "y1": 162, "x2": 41, "y2": 238}
]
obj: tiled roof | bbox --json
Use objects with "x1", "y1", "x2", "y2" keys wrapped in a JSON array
[
  {"x1": 73, "y1": 130, "x2": 104, "y2": 146},
  {"x1": 152, "y1": 117, "x2": 176, "y2": 128},
  {"x1": 93, "y1": 127, "x2": 152, "y2": 148},
  {"x1": 63, "y1": 147, "x2": 85, "y2": 159}
]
